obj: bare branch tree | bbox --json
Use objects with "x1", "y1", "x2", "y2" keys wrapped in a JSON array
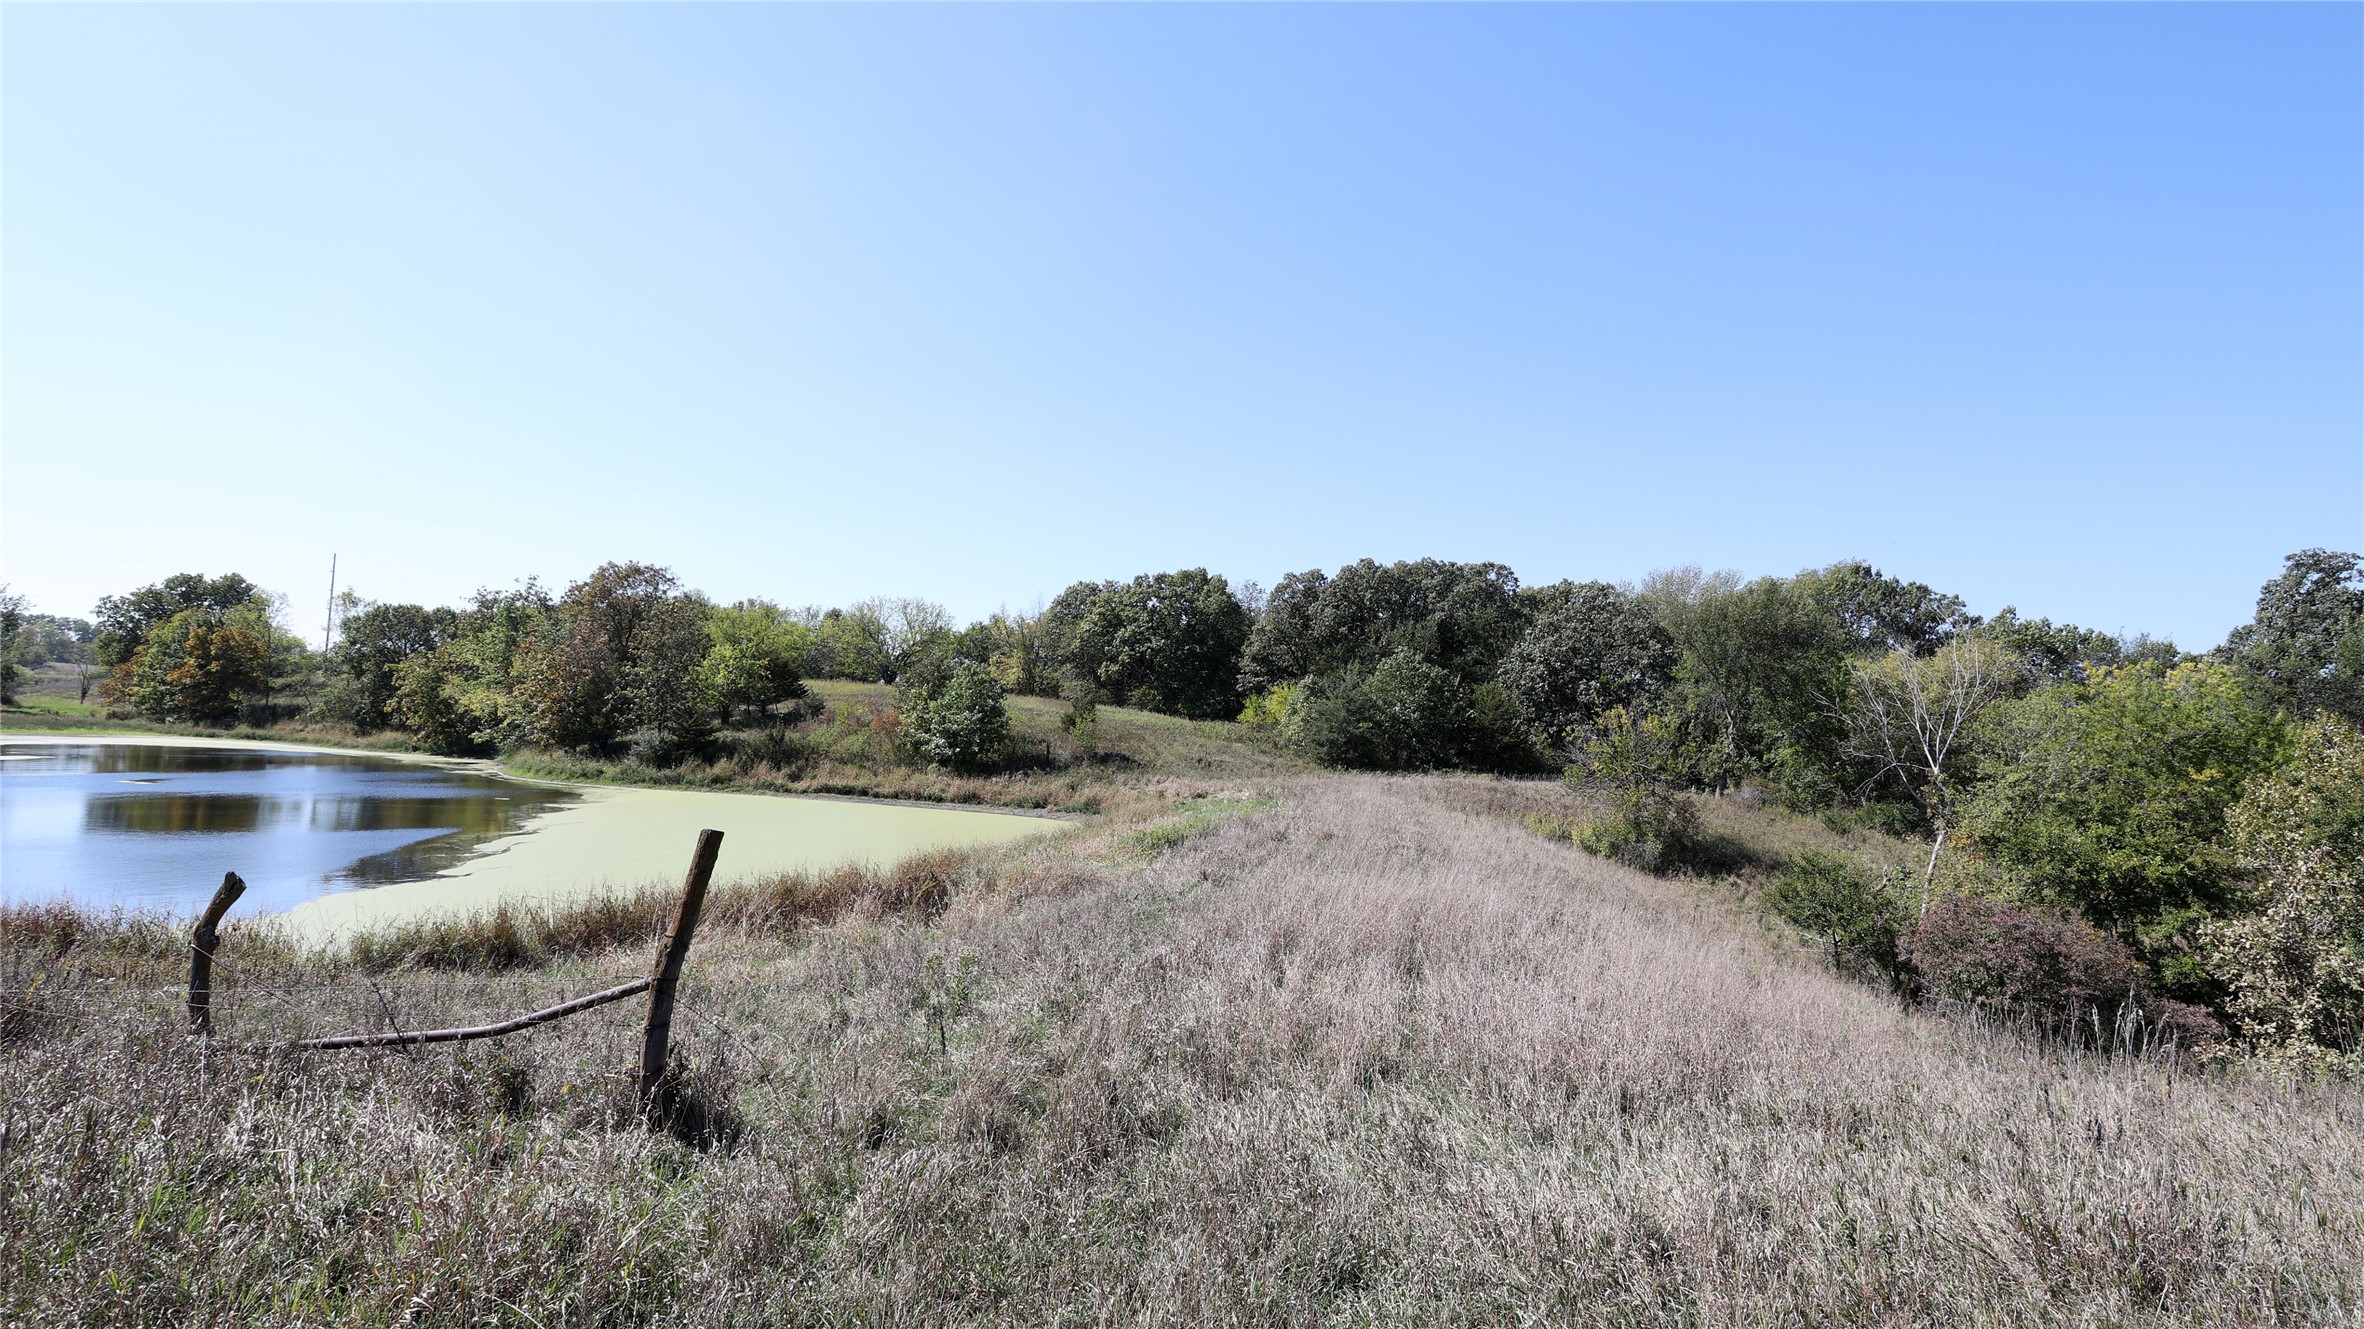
[{"x1": 1842, "y1": 639, "x2": 2020, "y2": 894}]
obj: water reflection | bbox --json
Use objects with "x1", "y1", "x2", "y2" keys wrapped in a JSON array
[
  {"x1": 86, "y1": 793, "x2": 276, "y2": 834},
  {"x1": 1, "y1": 741, "x2": 579, "y2": 914}
]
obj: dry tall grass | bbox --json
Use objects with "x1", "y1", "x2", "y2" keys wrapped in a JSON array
[{"x1": 4, "y1": 778, "x2": 2358, "y2": 1325}]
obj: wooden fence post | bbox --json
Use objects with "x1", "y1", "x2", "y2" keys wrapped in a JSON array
[
  {"x1": 188, "y1": 872, "x2": 246, "y2": 1037},
  {"x1": 639, "y1": 830, "x2": 723, "y2": 1120}
]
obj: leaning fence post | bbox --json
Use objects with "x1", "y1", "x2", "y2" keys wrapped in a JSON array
[
  {"x1": 188, "y1": 871, "x2": 246, "y2": 1037},
  {"x1": 639, "y1": 830, "x2": 723, "y2": 1120}
]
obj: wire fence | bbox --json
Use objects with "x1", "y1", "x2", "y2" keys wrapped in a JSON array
[{"x1": 4, "y1": 830, "x2": 738, "y2": 1124}]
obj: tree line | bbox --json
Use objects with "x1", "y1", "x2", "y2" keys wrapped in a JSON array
[{"x1": 6, "y1": 547, "x2": 2360, "y2": 1069}]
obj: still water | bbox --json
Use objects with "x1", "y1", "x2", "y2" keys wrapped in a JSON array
[{"x1": 0, "y1": 740, "x2": 578, "y2": 914}]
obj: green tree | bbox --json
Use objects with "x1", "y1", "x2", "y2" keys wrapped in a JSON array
[
  {"x1": 1291, "y1": 651, "x2": 1471, "y2": 771},
  {"x1": 1640, "y1": 568, "x2": 1850, "y2": 795},
  {"x1": 2, "y1": 609, "x2": 93, "y2": 671},
  {"x1": 93, "y1": 573, "x2": 261, "y2": 668},
  {"x1": 1240, "y1": 558, "x2": 1524, "y2": 690},
  {"x1": 811, "y1": 604, "x2": 892, "y2": 683},
  {"x1": 439, "y1": 581, "x2": 555, "y2": 750},
  {"x1": 1038, "y1": 580, "x2": 1118, "y2": 688},
  {"x1": 2207, "y1": 717, "x2": 2364, "y2": 1068},
  {"x1": 975, "y1": 608, "x2": 1055, "y2": 697},
  {"x1": 108, "y1": 602, "x2": 280, "y2": 726},
  {"x1": 391, "y1": 646, "x2": 483, "y2": 755},
  {"x1": 324, "y1": 602, "x2": 459, "y2": 731},
  {"x1": 2220, "y1": 548, "x2": 2364, "y2": 727},
  {"x1": 1496, "y1": 581, "x2": 1676, "y2": 750},
  {"x1": 902, "y1": 661, "x2": 1011, "y2": 772},
  {"x1": 1962, "y1": 660, "x2": 2292, "y2": 999},
  {"x1": 514, "y1": 563, "x2": 713, "y2": 758},
  {"x1": 697, "y1": 600, "x2": 814, "y2": 725},
  {"x1": 1974, "y1": 607, "x2": 2134, "y2": 690},
  {"x1": 855, "y1": 597, "x2": 956, "y2": 686},
  {"x1": 0, "y1": 587, "x2": 26, "y2": 705},
  {"x1": 1795, "y1": 561, "x2": 1976, "y2": 657},
  {"x1": 1066, "y1": 569, "x2": 1252, "y2": 720}
]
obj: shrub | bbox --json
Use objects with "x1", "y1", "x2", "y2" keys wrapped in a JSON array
[
  {"x1": 722, "y1": 725, "x2": 815, "y2": 772},
  {"x1": 1063, "y1": 687, "x2": 1099, "y2": 752},
  {"x1": 1237, "y1": 682, "x2": 1300, "y2": 729},
  {"x1": 1906, "y1": 895, "x2": 2143, "y2": 1014},
  {"x1": 903, "y1": 662, "x2": 1011, "y2": 773},
  {"x1": 1561, "y1": 794, "x2": 1705, "y2": 875},
  {"x1": 1461, "y1": 682, "x2": 1544, "y2": 773},
  {"x1": 1763, "y1": 851, "x2": 1907, "y2": 985},
  {"x1": 1289, "y1": 654, "x2": 1470, "y2": 771},
  {"x1": 1559, "y1": 707, "x2": 1707, "y2": 873}
]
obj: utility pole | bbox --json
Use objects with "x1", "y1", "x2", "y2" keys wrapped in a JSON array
[{"x1": 322, "y1": 554, "x2": 338, "y2": 655}]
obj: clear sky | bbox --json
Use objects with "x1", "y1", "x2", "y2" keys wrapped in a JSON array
[{"x1": 4, "y1": 4, "x2": 2358, "y2": 649}]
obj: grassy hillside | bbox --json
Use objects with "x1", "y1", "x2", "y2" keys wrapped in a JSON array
[{"x1": 6, "y1": 777, "x2": 2357, "y2": 1325}]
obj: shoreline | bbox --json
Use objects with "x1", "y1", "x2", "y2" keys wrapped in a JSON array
[
  {"x1": 3, "y1": 731, "x2": 1071, "y2": 934},
  {"x1": 0, "y1": 728, "x2": 1079, "y2": 821}
]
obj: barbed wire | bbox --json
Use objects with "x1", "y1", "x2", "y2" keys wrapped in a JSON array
[
  {"x1": 2, "y1": 971, "x2": 646, "y2": 999},
  {"x1": 1, "y1": 967, "x2": 650, "y2": 1030}
]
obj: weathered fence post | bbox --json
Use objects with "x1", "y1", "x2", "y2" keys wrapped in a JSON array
[
  {"x1": 188, "y1": 871, "x2": 246, "y2": 1037},
  {"x1": 639, "y1": 829, "x2": 723, "y2": 1120}
]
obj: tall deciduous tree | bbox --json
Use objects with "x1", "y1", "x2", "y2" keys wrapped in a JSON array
[
  {"x1": 859, "y1": 597, "x2": 956, "y2": 685},
  {"x1": 326, "y1": 601, "x2": 459, "y2": 731},
  {"x1": 93, "y1": 573, "x2": 261, "y2": 668},
  {"x1": 697, "y1": 600, "x2": 814, "y2": 725},
  {"x1": 2220, "y1": 548, "x2": 2364, "y2": 726},
  {"x1": 515, "y1": 563, "x2": 711, "y2": 756},
  {"x1": 1640, "y1": 567, "x2": 1850, "y2": 793},
  {"x1": 1066, "y1": 569, "x2": 1252, "y2": 720},
  {"x1": 1796, "y1": 561, "x2": 1977, "y2": 657},
  {"x1": 0, "y1": 586, "x2": 27, "y2": 704},
  {"x1": 107, "y1": 603, "x2": 280, "y2": 726},
  {"x1": 1240, "y1": 558, "x2": 1523, "y2": 690},
  {"x1": 1497, "y1": 581, "x2": 1676, "y2": 750}
]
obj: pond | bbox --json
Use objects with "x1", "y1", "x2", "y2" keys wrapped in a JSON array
[{"x1": 0, "y1": 737, "x2": 1061, "y2": 929}]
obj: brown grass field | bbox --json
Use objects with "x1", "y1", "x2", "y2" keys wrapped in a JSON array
[{"x1": 5, "y1": 776, "x2": 2360, "y2": 1326}]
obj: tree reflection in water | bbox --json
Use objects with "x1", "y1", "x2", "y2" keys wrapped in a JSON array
[{"x1": 4, "y1": 742, "x2": 578, "y2": 912}]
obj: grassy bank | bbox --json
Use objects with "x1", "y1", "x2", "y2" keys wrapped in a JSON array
[
  {"x1": 5, "y1": 680, "x2": 1305, "y2": 812},
  {"x1": 0, "y1": 709, "x2": 428, "y2": 755},
  {"x1": 5, "y1": 776, "x2": 2357, "y2": 1326}
]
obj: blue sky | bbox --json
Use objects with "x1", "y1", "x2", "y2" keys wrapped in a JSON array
[{"x1": 5, "y1": 4, "x2": 2357, "y2": 649}]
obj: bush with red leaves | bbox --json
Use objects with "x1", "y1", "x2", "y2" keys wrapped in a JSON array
[{"x1": 1906, "y1": 894, "x2": 2143, "y2": 1011}]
